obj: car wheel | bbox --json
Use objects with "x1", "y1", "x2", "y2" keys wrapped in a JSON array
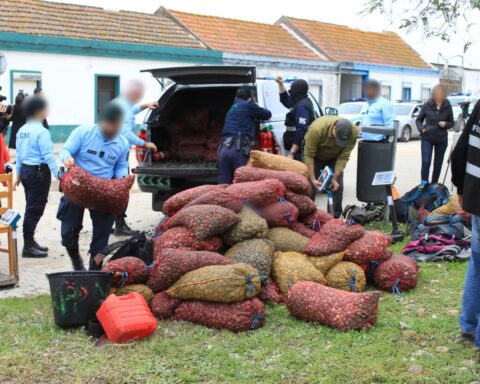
[{"x1": 400, "y1": 125, "x2": 412, "y2": 142}]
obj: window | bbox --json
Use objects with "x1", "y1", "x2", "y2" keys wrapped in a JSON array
[
  {"x1": 421, "y1": 86, "x2": 431, "y2": 101},
  {"x1": 381, "y1": 85, "x2": 392, "y2": 100},
  {"x1": 402, "y1": 87, "x2": 412, "y2": 101},
  {"x1": 318, "y1": 85, "x2": 323, "y2": 109},
  {"x1": 95, "y1": 75, "x2": 119, "y2": 121},
  {"x1": 10, "y1": 70, "x2": 42, "y2": 102}
]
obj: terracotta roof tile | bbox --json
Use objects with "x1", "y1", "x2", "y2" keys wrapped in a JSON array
[
  {"x1": 280, "y1": 17, "x2": 431, "y2": 69},
  {"x1": 0, "y1": 0, "x2": 205, "y2": 49},
  {"x1": 167, "y1": 9, "x2": 319, "y2": 60}
]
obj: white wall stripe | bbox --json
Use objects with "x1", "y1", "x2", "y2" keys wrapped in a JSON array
[
  {"x1": 469, "y1": 134, "x2": 480, "y2": 150},
  {"x1": 466, "y1": 162, "x2": 480, "y2": 179}
]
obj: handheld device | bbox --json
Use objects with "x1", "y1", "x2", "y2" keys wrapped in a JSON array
[{"x1": 317, "y1": 166, "x2": 334, "y2": 192}]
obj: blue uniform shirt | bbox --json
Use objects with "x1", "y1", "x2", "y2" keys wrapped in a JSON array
[
  {"x1": 16, "y1": 120, "x2": 59, "y2": 176},
  {"x1": 114, "y1": 96, "x2": 144, "y2": 147},
  {"x1": 59, "y1": 125, "x2": 130, "y2": 179},
  {"x1": 360, "y1": 97, "x2": 396, "y2": 141},
  {"x1": 222, "y1": 98, "x2": 272, "y2": 140}
]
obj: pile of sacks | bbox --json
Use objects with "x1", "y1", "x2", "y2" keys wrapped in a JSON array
[{"x1": 103, "y1": 151, "x2": 419, "y2": 332}]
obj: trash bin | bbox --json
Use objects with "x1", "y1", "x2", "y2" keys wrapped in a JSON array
[{"x1": 356, "y1": 122, "x2": 398, "y2": 203}]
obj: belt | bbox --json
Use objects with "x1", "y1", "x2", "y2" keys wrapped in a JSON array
[{"x1": 22, "y1": 163, "x2": 48, "y2": 170}]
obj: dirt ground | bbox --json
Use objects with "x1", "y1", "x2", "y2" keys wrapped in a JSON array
[{"x1": 0, "y1": 136, "x2": 456, "y2": 298}]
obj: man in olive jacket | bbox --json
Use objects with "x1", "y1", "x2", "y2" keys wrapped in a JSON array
[
  {"x1": 452, "y1": 100, "x2": 480, "y2": 357},
  {"x1": 304, "y1": 116, "x2": 358, "y2": 217}
]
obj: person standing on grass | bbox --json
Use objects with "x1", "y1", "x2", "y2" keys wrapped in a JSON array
[
  {"x1": 416, "y1": 84, "x2": 454, "y2": 184},
  {"x1": 15, "y1": 96, "x2": 59, "y2": 258},
  {"x1": 451, "y1": 99, "x2": 480, "y2": 361},
  {"x1": 113, "y1": 80, "x2": 158, "y2": 236}
]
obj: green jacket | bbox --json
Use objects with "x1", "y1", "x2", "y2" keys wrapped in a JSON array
[{"x1": 303, "y1": 116, "x2": 358, "y2": 173}]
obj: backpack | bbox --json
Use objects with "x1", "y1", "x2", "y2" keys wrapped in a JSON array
[
  {"x1": 395, "y1": 182, "x2": 450, "y2": 224},
  {"x1": 343, "y1": 204, "x2": 384, "y2": 225}
]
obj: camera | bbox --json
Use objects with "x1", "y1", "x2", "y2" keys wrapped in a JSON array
[{"x1": 0, "y1": 86, "x2": 13, "y2": 116}]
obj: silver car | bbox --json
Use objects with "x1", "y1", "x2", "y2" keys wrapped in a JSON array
[{"x1": 394, "y1": 102, "x2": 423, "y2": 142}]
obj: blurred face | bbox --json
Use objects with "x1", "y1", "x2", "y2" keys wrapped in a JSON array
[
  {"x1": 432, "y1": 86, "x2": 447, "y2": 104},
  {"x1": 365, "y1": 85, "x2": 380, "y2": 99},
  {"x1": 100, "y1": 119, "x2": 121, "y2": 139},
  {"x1": 33, "y1": 107, "x2": 48, "y2": 121},
  {"x1": 125, "y1": 86, "x2": 144, "y2": 104}
]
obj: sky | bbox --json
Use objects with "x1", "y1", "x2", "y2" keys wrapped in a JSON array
[{"x1": 49, "y1": 0, "x2": 480, "y2": 68}]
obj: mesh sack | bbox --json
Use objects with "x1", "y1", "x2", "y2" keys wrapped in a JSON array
[
  {"x1": 373, "y1": 255, "x2": 419, "y2": 292},
  {"x1": 153, "y1": 227, "x2": 223, "y2": 256},
  {"x1": 165, "y1": 205, "x2": 239, "y2": 240},
  {"x1": 233, "y1": 166, "x2": 310, "y2": 195},
  {"x1": 151, "y1": 291, "x2": 182, "y2": 320},
  {"x1": 307, "y1": 252, "x2": 345, "y2": 275},
  {"x1": 258, "y1": 277, "x2": 283, "y2": 304},
  {"x1": 174, "y1": 133, "x2": 208, "y2": 147},
  {"x1": 166, "y1": 263, "x2": 261, "y2": 303},
  {"x1": 286, "y1": 281, "x2": 381, "y2": 331},
  {"x1": 271, "y1": 251, "x2": 326, "y2": 294},
  {"x1": 163, "y1": 185, "x2": 226, "y2": 216},
  {"x1": 344, "y1": 231, "x2": 391, "y2": 265},
  {"x1": 290, "y1": 221, "x2": 316, "y2": 238},
  {"x1": 111, "y1": 284, "x2": 154, "y2": 303},
  {"x1": 267, "y1": 227, "x2": 309, "y2": 253},
  {"x1": 184, "y1": 189, "x2": 242, "y2": 213},
  {"x1": 248, "y1": 150, "x2": 308, "y2": 177},
  {"x1": 226, "y1": 179, "x2": 285, "y2": 207},
  {"x1": 260, "y1": 200, "x2": 299, "y2": 228},
  {"x1": 147, "y1": 249, "x2": 234, "y2": 293},
  {"x1": 285, "y1": 190, "x2": 317, "y2": 218},
  {"x1": 61, "y1": 167, "x2": 135, "y2": 215},
  {"x1": 224, "y1": 239, "x2": 275, "y2": 277},
  {"x1": 325, "y1": 262, "x2": 366, "y2": 292},
  {"x1": 173, "y1": 145, "x2": 206, "y2": 161},
  {"x1": 302, "y1": 209, "x2": 334, "y2": 231},
  {"x1": 165, "y1": 120, "x2": 187, "y2": 137},
  {"x1": 206, "y1": 135, "x2": 221, "y2": 150},
  {"x1": 222, "y1": 207, "x2": 269, "y2": 246},
  {"x1": 203, "y1": 148, "x2": 218, "y2": 162},
  {"x1": 305, "y1": 219, "x2": 365, "y2": 256},
  {"x1": 183, "y1": 107, "x2": 209, "y2": 133},
  {"x1": 102, "y1": 257, "x2": 149, "y2": 288}
]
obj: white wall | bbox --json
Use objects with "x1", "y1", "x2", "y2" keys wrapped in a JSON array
[
  {"x1": 463, "y1": 69, "x2": 480, "y2": 96},
  {"x1": 0, "y1": 51, "x2": 190, "y2": 126}
]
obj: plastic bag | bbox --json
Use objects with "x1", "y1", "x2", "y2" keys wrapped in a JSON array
[
  {"x1": 248, "y1": 150, "x2": 308, "y2": 177},
  {"x1": 374, "y1": 255, "x2": 419, "y2": 292},
  {"x1": 286, "y1": 281, "x2": 381, "y2": 331},
  {"x1": 61, "y1": 167, "x2": 135, "y2": 215},
  {"x1": 165, "y1": 205, "x2": 239, "y2": 240},
  {"x1": 344, "y1": 231, "x2": 391, "y2": 265},
  {"x1": 267, "y1": 227, "x2": 309, "y2": 253},
  {"x1": 271, "y1": 251, "x2": 326, "y2": 294},
  {"x1": 285, "y1": 190, "x2": 317, "y2": 218},
  {"x1": 102, "y1": 257, "x2": 149, "y2": 288},
  {"x1": 163, "y1": 185, "x2": 226, "y2": 216},
  {"x1": 184, "y1": 189, "x2": 243, "y2": 213},
  {"x1": 226, "y1": 179, "x2": 285, "y2": 207},
  {"x1": 222, "y1": 207, "x2": 269, "y2": 246},
  {"x1": 153, "y1": 227, "x2": 223, "y2": 255},
  {"x1": 224, "y1": 239, "x2": 275, "y2": 277},
  {"x1": 260, "y1": 200, "x2": 299, "y2": 227},
  {"x1": 166, "y1": 263, "x2": 261, "y2": 303},
  {"x1": 307, "y1": 251, "x2": 345, "y2": 275},
  {"x1": 325, "y1": 261, "x2": 366, "y2": 292}
]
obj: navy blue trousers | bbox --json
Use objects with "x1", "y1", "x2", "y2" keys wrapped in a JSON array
[
  {"x1": 421, "y1": 139, "x2": 448, "y2": 183},
  {"x1": 218, "y1": 146, "x2": 248, "y2": 184},
  {"x1": 56, "y1": 196, "x2": 115, "y2": 256},
  {"x1": 21, "y1": 165, "x2": 51, "y2": 241}
]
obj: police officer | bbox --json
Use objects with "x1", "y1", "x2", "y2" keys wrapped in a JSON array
[
  {"x1": 113, "y1": 80, "x2": 158, "y2": 236},
  {"x1": 15, "y1": 96, "x2": 59, "y2": 258},
  {"x1": 58, "y1": 103, "x2": 130, "y2": 271},
  {"x1": 218, "y1": 88, "x2": 272, "y2": 184},
  {"x1": 276, "y1": 76, "x2": 315, "y2": 161}
]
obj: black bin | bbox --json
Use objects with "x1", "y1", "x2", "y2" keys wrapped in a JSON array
[{"x1": 46, "y1": 271, "x2": 113, "y2": 327}]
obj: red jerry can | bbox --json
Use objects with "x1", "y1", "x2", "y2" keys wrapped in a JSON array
[
  {"x1": 135, "y1": 130, "x2": 148, "y2": 162},
  {"x1": 96, "y1": 292, "x2": 157, "y2": 342}
]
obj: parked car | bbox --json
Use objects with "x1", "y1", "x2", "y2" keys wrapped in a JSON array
[
  {"x1": 448, "y1": 95, "x2": 479, "y2": 131},
  {"x1": 134, "y1": 65, "x2": 323, "y2": 211},
  {"x1": 337, "y1": 101, "x2": 366, "y2": 128},
  {"x1": 393, "y1": 102, "x2": 422, "y2": 142}
]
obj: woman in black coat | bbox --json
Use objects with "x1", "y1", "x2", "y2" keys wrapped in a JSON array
[
  {"x1": 8, "y1": 92, "x2": 27, "y2": 149},
  {"x1": 416, "y1": 84, "x2": 454, "y2": 183}
]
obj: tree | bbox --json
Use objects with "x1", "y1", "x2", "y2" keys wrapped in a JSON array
[{"x1": 361, "y1": 0, "x2": 480, "y2": 51}]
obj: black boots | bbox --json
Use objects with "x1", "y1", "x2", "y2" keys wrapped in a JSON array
[
  {"x1": 114, "y1": 216, "x2": 140, "y2": 237},
  {"x1": 67, "y1": 245, "x2": 86, "y2": 271},
  {"x1": 22, "y1": 238, "x2": 48, "y2": 258}
]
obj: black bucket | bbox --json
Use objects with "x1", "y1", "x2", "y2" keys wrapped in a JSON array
[{"x1": 46, "y1": 271, "x2": 113, "y2": 328}]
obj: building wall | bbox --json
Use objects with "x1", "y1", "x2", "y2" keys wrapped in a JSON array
[{"x1": 462, "y1": 69, "x2": 480, "y2": 96}]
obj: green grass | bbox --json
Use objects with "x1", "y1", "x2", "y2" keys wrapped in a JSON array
[{"x1": 1, "y1": 261, "x2": 478, "y2": 383}]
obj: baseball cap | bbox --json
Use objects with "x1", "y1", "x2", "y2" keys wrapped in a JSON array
[{"x1": 335, "y1": 119, "x2": 353, "y2": 148}]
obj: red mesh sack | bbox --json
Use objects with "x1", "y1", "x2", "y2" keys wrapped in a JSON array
[
  {"x1": 165, "y1": 120, "x2": 186, "y2": 137},
  {"x1": 203, "y1": 148, "x2": 218, "y2": 162},
  {"x1": 206, "y1": 136, "x2": 221, "y2": 150},
  {"x1": 285, "y1": 190, "x2": 317, "y2": 218},
  {"x1": 163, "y1": 185, "x2": 226, "y2": 216},
  {"x1": 175, "y1": 133, "x2": 208, "y2": 147},
  {"x1": 373, "y1": 255, "x2": 419, "y2": 292},
  {"x1": 147, "y1": 249, "x2": 234, "y2": 293},
  {"x1": 184, "y1": 189, "x2": 242, "y2": 213},
  {"x1": 183, "y1": 107, "x2": 209, "y2": 132},
  {"x1": 173, "y1": 298, "x2": 266, "y2": 332},
  {"x1": 226, "y1": 179, "x2": 285, "y2": 207},
  {"x1": 61, "y1": 167, "x2": 135, "y2": 215},
  {"x1": 173, "y1": 145, "x2": 206, "y2": 161},
  {"x1": 305, "y1": 219, "x2": 365, "y2": 256},
  {"x1": 290, "y1": 221, "x2": 316, "y2": 238},
  {"x1": 302, "y1": 209, "x2": 334, "y2": 231},
  {"x1": 150, "y1": 291, "x2": 181, "y2": 320},
  {"x1": 165, "y1": 205, "x2": 239, "y2": 240},
  {"x1": 258, "y1": 277, "x2": 283, "y2": 304},
  {"x1": 233, "y1": 166, "x2": 310, "y2": 195},
  {"x1": 153, "y1": 227, "x2": 223, "y2": 255},
  {"x1": 260, "y1": 200, "x2": 299, "y2": 228},
  {"x1": 344, "y1": 231, "x2": 392, "y2": 264},
  {"x1": 102, "y1": 257, "x2": 149, "y2": 288},
  {"x1": 286, "y1": 281, "x2": 381, "y2": 331}
]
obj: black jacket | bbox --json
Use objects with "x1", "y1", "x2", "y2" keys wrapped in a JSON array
[
  {"x1": 416, "y1": 99, "x2": 454, "y2": 144},
  {"x1": 451, "y1": 99, "x2": 480, "y2": 215}
]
